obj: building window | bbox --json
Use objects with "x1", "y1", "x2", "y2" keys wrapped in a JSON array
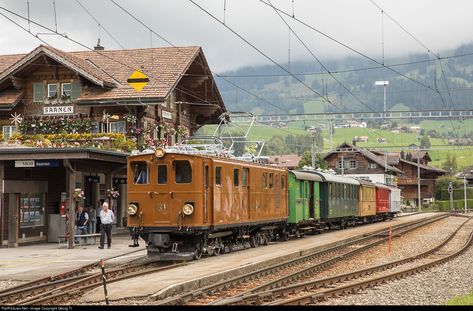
[
  {"x1": 369, "y1": 162, "x2": 377, "y2": 169},
  {"x1": 337, "y1": 160, "x2": 350, "y2": 169},
  {"x1": 47, "y1": 83, "x2": 58, "y2": 98},
  {"x1": 33, "y1": 83, "x2": 44, "y2": 102},
  {"x1": 61, "y1": 83, "x2": 72, "y2": 97},
  {"x1": 90, "y1": 122, "x2": 100, "y2": 134},
  {"x1": 349, "y1": 160, "x2": 357, "y2": 169},
  {"x1": 3, "y1": 125, "x2": 16, "y2": 141},
  {"x1": 109, "y1": 121, "x2": 126, "y2": 134}
]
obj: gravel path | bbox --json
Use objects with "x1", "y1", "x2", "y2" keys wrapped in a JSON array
[{"x1": 318, "y1": 217, "x2": 473, "y2": 305}]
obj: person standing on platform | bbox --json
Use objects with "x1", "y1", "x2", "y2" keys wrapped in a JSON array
[
  {"x1": 75, "y1": 206, "x2": 89, "y2": 244},
  {"x1": 98, "y1": 201, "x2": 114, "y2": 249},
  {"x1": 88, "y1": 206, "x2": 97, "y2": 234},
  {"x1": 96, "y1": 199, "x2": 104, "y2": 234}
]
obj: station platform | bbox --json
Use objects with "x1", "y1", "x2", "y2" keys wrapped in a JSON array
[{"x1": 0, "y1": 234, "x2": 147, "y2": 280}]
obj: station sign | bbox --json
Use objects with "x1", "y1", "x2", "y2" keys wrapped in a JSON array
[
  {"x1": 36, "y1": 160, "x2": 60, "y2": 167},
  {"x1": 43, "y1": 106, "x2": 74, "y2": 115},
  {"x1": 15, "y1": 160, "x2": 34, "y2": 167},
  {"x1": 113, "y1": 177, "x2": 127, "y2": 185},
  {"x1": 86, "y1": 176, "x2": 101, "y2": 183},
  {"x1": 15, "y1": 160, "x2": 60, "y2": 168},
  {"x1": 162, "y1": 111, "x2": 172, "y2": 120}
]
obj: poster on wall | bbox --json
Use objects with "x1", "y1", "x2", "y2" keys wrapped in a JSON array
[
  {"x1": 30, "y1": 211, "x2": 35, "y2": 221},
  {"x1": 34, "y1": 211, "x2": 40, "y2": 221},
  {"x1": 23, "y1": 211, "x2": 29, "y2": 222}
]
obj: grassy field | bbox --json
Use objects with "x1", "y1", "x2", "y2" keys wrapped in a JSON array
[
  {"x1": 198, "y1": 119, "x2": 473, "y2": 170},
  {"x1": 447, "y1": 292, "x2": 473, "y2": 305}
]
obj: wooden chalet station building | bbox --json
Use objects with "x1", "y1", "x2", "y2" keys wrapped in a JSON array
[{"x1": 0, "y1": 44, "x2": 226, "y2": 247}]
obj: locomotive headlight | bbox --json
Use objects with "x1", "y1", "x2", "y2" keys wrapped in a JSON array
[
  {"x1": 128, "y1": 204, "x2": 138, "y2": 216},
  {"x1": 154, "y1": 147, "x2": 165, "y2": 158},
  {"x1": 182, "y1": 203, "x2": 194, "y2": 216}
]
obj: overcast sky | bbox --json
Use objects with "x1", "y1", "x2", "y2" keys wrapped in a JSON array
[{"x1": 0, "y1": 0, "x2": 473, "y2": 72}]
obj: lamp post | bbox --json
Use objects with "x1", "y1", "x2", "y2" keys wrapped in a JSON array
[{"x1": 375, "y1": 81, "x2": 389, "y2": 123}]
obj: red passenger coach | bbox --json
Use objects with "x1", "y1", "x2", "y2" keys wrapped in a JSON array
[{"x1": 375, "y1": 184, "x2": 391, "y2": 215}]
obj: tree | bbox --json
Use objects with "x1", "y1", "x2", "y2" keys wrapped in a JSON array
[
  {"x1": 442, "y1": 152, "x2": 458, "y2": 175},
  {"x1": 420, "y1": 135, "x2": 431, "y2": 149},
  {"x1": 297, "y1": 150, "x2": 327, "y2": 169}
]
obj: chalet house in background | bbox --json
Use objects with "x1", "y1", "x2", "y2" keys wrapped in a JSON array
[
  {"x1": 269, "y1": 154, "x2": 302, "y2": 170},
  {"x1": 0, "y1": 44, "x2": 227, "y2": 247},
  {"x1": 324, "y1": 143, "x2": 447, "y2": 207}
]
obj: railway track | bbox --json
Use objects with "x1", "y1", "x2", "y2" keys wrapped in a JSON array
[
  {"x1": 0, "y1": 249, "x2": 183, "y2": 306},
  {"x1": 154, "y1": 214, "x2": 448, "y2": 305},
  {"x1": 208, "y1": 216, "x2": 473, "y2": 306}
]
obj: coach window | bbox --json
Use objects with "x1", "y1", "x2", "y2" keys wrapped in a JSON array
[
  {"x1": 132, "y1": 161, "x2": 148, "y2": 184},
  {"x1": 157, "y1": 165, "x2": 167, "y2": 184},
  {"x1": 269, "y1": 173, "x2": 273, "y2": 189},
  {"x1": 263, "y1": 173, "x2": 268, "y2": 189},
  {"x1": 242, "y1": 168, "x2": 249, "y2": 187},
  {"x1": 215, "y1": 166, "x2": 222, "y2": 186},
  {"x1": 234, "y1": 169, "x2": 239, "y2": 187},
  {"x1": 174, "y1": 160, "x2": 192, "y2": 183}
]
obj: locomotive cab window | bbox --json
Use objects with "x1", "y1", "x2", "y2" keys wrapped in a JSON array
[
  {"x1": 174, "y1": 160, "x2": 192, "y2": 184},
  {"x1": 132, "y1": 161, "x2": 148, "y2": 184},
  {"x1": 157, "y1": 165, "x2": 167, "y2": 184},
  {"x1": 263, "y1": 173, "x2": 268, "y2": 189},
  {"x1": 233, "y1": 169, "x2": 239, "y2": 187},
  {"x1": 215, "y1": 166, "x2": 222, "y2": 186}
]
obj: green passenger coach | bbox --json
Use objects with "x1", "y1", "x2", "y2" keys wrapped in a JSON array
[{"x1": 287, "y1": 171, "x2": 324, "y2": 235}]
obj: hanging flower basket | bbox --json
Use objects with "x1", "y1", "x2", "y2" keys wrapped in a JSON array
[
  {"x1": 107, "y1": 188, "x2": 120, "y2": 199},
  {"x1": 72, "y1": 188, "x2": 85, "y2": 201}
]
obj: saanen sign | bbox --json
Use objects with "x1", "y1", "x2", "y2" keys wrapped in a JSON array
[{"x1": 43, "y1": 106, "x2": 74, "y2": 115}]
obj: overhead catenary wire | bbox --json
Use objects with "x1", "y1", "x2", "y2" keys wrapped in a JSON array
[
  {"x1": 187, "y1": 0, "x2": 389, "y2": 142},
  {"x1": 368, "y1": 0, "x2": 461, "y2": 140},
  {"x1": 109, "y1": 0, "x2": 289, "y2": 114}
]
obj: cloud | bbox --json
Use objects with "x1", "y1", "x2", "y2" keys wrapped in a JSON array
[{"x1": 0, "y1": 0, "x2": 472, "y2": 72}]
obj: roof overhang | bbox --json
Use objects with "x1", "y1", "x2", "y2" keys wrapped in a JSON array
[{"x1": 0, "y1": 147, "x2": 128, "y2": 163}]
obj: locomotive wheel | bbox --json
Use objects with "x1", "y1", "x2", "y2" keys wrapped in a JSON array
[
  {"x1": 263, "y1": 235, "x2": 270, "y2": 245},
  {"x1": 281, "y1": 232, "x2": 289, "y2": 241},
  {"x1": 213, "y1": 247, "x2": 221, "y2": 256},
  {"x1": 193, "y1": 244, "x2": 203, "y2": 260},
  {"x1": 250, "y1": 235, "x2": 259, "y2": 248}
]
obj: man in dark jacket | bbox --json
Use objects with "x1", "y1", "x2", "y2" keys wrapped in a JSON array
[{"x1": 75, "y1": 206, "x2": 89, "y2": 244}]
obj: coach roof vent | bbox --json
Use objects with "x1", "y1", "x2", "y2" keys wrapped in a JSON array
[{"x1": 94, "y1": 38, "x2": 104, "y2": 51}]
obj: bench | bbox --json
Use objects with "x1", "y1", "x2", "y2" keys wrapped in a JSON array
[{"x1": 58, "y1": 233, "x2": 101, "y2": 246}]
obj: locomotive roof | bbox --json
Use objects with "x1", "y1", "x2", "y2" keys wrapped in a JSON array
[
  {"x1": 290, "y1": 170, "x2": 324, "y2": 182},
  {"x1": 374, "y1": 183, "x2": 391, "y2": 190},
  {"x1": 299, "y1": 170, "x2": 360, "y2": 185},
  {"x1": 128, "y1": 150, "x2": 287, "y2": 171}
]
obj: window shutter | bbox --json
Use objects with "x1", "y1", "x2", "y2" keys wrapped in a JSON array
[
  {"x1": 33, "y1": 83, "x2": 44, "y2": 102},
  {"x1": 70, "y1": 81, "x2": 82, "y2": 100}
]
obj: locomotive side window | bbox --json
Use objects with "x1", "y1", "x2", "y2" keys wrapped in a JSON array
[
  {"x1": 132, "y1": 161, "x2": 148, "y2": 184},
  {"x1": 269, "y1": 173, "x2": 273, "y2": 189},
  {"x1": 263, "y1": 172, "x2": 268, "y2": 189},
  {"x1": 242, "y1": 168, "x2": 249, "y2": 187},
  {"x1": 157, "y1": 165, "x2": 167, "y2": 184},
  {"x1": 215, "y1": 166, "x2": 222, "y2": 186},
  {"x1": 233, "y1": 169, "x2": 239, "y2": 187},
  {"x1": 174, "y1": 160, "x2": 192, "y2": 183}
]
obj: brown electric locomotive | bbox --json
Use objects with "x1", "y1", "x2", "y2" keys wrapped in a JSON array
[{"x1": 127, "y1": 148, "x2": 288, "y2": 260}]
